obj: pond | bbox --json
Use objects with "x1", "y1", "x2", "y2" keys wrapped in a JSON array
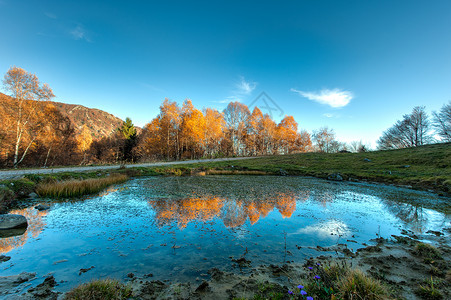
[{"x1": 1, "y1": 175, "x2": 449, "y2": 294}]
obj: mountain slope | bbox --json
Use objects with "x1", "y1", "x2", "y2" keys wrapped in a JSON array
[{"x1": 0, "y1": 92, "x2": 124, "y2": 139}]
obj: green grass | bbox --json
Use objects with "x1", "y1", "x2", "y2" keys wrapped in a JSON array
[
  {"x1": 36, "y1": 174, "x2": 128, "y2": 198},
  {"x1": 131, "y1": 142, "x2": 451, "y2": 195},
  {"x1": 64, "y1": 279, "x2": 132, "y2": 300}
]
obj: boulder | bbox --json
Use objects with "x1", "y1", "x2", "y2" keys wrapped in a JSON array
[
  {"x1": 35, "y1": 204, "x2": 50, "y2": 211},
  {"x1": 0, "y1": 272, "x2": 36, "y2": 296},
  {"x1": 327, "y1": 173, "x2": 343, "y2": 181},
  {"x1": 28, "y1": 192, "x2": 38, "y2": 199},
  {"x1": 0, "y1": 214, "x2": 28, "y2": 230},
  {"x1": 364, "y1": 158, "x2": 371, "y2": 162}
]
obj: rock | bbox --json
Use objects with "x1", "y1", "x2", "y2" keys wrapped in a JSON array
[
  {"x1": 0, "y1": 255, "x2": 11, "y2": 263},
  {"x1": 79, "y1": 266, "x2": 95, "y2": 275},
  {"x1": 403, "y1": 165, "x2": 410, "y2": 168},
  {"x1": 364, "y1": 158, "x2": 371, "y2": 162},
  {"x1": 279, "y1": 169, "x2": 288, "y2": 176},
  {"x1": 28, "y1": 192, "x2": 38, "y2": 198},
  {"x1": 27, "y1": 275, "x2": 58, "y2": 299},
  {"x1": 35, "y1": 204, "x2": 50, "y2": 211},
  {"x1": 0, "y1": 227, "x2": 26, "y2": 238},
  {"x1": 0, "y1": 214, "x2": 28, "y2": 230},
  {"x1": 143, "y1": 273, "x2": 154, "y2": 278},
  {"x1": 0, "y1": 272, "x2": 36, "y2": 296},
  {"x1": 327, "y1": 173, "x2": 343, "y2": 181},
  {"x1": 426, "y1": 230, "x2": 443, "y2": 236},
  {"x1": 357, "y1": 245, "x2": 382, "y2": 253},
  {"x1": 195, "y1": 281, "x2": 210, "y2": 293},
  {"x1": 127, "y1": 273, "x2": 135, "y2": 278}
]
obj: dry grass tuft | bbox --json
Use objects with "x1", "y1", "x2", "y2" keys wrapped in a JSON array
[
  {"x1": 338, "y1": 269, "x2": 389, "y2": 299},
  {"x1": 64, "y1": 279, "x2": 132, "y2": 300},
  {"x1": 36, "y1": 174, "x2": 128, "y2": 198}
]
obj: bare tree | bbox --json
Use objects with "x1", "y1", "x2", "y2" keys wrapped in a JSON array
[
  {"x1": 223, "y1": 102, "x2": 250, "y2": 156},
  {"x1": 378, "y1": 106, "x2": 432, "y2": 150},
  {"x1": 432, "y1": 101, "x2": 451, "y2": 142},
  {"x1": 2, "y1": 67, "x2": 55, "y2": 168},
  {"x1": 313, "y1": 127, "x2": 336, "y2": 153}
]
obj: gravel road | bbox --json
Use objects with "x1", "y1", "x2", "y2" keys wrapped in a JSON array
[{"x1": 0, "y1": 157, "x2": 255, "y2": 180}]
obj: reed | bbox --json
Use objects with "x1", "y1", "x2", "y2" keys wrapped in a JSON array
[{"x1": 36, "y1": 174, "x2": 128, "y2": 198}]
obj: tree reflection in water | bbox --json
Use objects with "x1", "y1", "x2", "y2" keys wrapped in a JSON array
[
  {"x1": 148, "y1": 191, "x2": 308, "y2": 229},
  {"x1": 0, "y1": 207, "x2": 48, "y2": 254}
]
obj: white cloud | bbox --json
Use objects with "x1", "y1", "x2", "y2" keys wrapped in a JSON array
[
  {"x1": 323, "y1": 113, "x2": 334, "y2": 118},
  {"x1": 70, "y1": 25, "x2": 91, "y2": 42},
  {"x1": 236, "y1": 76, "x2": 256, "y2": 95},
  {"x1": 291, "y1": 88, "x2": 353, "y2": 108},
  {"x1": 215, "y1": 76, "x2": 257, "y2": 104}
]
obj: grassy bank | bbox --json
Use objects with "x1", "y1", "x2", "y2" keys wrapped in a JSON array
[
  {"x1": 36, "y1": 173, "x2": 128, "y2": 198},
  {"x1": 144, "y1": 143, "x2": 450, "y2": 195},
  {"x1": 0, "y1": 171, "x2": 130, "y2": 212}
]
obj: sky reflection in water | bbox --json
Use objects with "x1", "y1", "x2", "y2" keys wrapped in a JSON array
[{"x1": 1, "y1": 176, "x2": 449, "y2": 292}]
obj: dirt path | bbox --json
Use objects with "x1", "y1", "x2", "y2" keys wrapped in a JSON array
[{"x1": 0, "y1": 157, "x2": 254, "y2": 180}]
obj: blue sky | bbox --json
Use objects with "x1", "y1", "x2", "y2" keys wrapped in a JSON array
[{"x1": 1, "y1": 0, "x2": 450, "y2": 147}]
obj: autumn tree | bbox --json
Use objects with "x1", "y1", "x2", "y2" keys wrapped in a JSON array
[
  {"x1": 223, "y1": 102, "x2": 250, "y2": 156},
  {"x1": 313, "y1": 127, "x2": 336, "y2": 153},
  {"x1": 432, "y1": 101, "x2": 451, "y2": 142},
  {"x1": 180, "y1": 99, "x2": 206, "y2": 158},
  {"x1": 378, "y1": 106, "x2": 432, "y2": 150},
  {"x1": 159, "y1": 99, "x2": 181, "y2": 160},
  {"x1": 77, "y1": 124, "x2": 93, "y2": 164},
  {"x1": 39, "y1": 104, "x2": 76, "y2": 167},
  {"x1": 203, "y1": 108, "x2": 224, "y2": 157},
  {"x1": 2, "y1": 67, "x2": 55, "y2": 168}
]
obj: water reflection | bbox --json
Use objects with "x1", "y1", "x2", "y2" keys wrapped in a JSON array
[
  {"x1": 148, "y1": 191, "x2": 304, "y2": 229},
  {"x1": 0, "y1": 207, "x2": 48, "y2": 254}
]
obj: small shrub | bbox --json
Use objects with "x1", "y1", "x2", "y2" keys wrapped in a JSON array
[
  {"x1": 414, "y1": 243, "x2": 442, "y2": 260},
  {"x1": 415, "y1": 278, "x2": 443, "y2": 300},
  {"x1": 4, "y1": 178, "x2": 36, "y2": 198},
  {"x1": 338, "y1": 269, "x2": 388, "y2": 299},
  {"x1": 64, "y1": 279, "x2": 132, "y2": 300},
  {"x1": 0, "y1": 186, "x2": 16, "y2": 212},
  {"x1": 36, "y1": 174, "x2": 128, "y2": 198}
]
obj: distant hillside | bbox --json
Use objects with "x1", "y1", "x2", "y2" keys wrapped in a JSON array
[{"x1": 0, "y1": 92, "x2": 124, "y2": 139}]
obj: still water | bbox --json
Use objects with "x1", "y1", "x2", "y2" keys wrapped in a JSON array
[{"x1": 1, "y1": 176, "x2": 449, "y2": 292}]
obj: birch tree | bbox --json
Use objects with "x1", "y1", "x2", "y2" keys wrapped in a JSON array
[{"x1": 2, "y1": 67, "x2": 55, "y2": 168}]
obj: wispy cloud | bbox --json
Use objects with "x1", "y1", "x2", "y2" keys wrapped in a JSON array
[
  {"x1": 291, "y1": 88, "x2": 353, "y2": 108},
  {"x1": 70, "y1": 25, "x2": 91, "y2": 42},
  {"x1": 141, "y1": 83, "x2": 165, "y2": 93},
  {"x1": 44, "y1": 12, "x2": 57, "y2": 19},
  {"x1": 216, "y1": 76, "x2": 257, "y2": 104},
  {"x1": 236, "y1": 76, "x2": 256, "y2": 95}
]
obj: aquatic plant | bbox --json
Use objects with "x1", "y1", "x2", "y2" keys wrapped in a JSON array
[
  {"x1": 64, "y1": 279, "x2": 132, "y2": 300},
  {"x1": 36, "y1": 174, "x2": 128, "y2": 198}
]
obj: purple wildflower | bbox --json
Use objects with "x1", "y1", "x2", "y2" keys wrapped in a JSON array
[
  {"x1": 297, "y1": 285, "x2": 304, "y2": 289},
  {"x1": 288, "y1": 290, "x2": 293, "y2": 295},
  {"x1": 316, "y1": 262, "x2": 321, "y2": 266},
  {"x1": 308, "y1": 267, "x2": 313, "y2": 270},
  {"x1": 307, "y1": 297, "x2": 314, "y2": 300},
  {"x1": 301, "y1": 290, "x2": 307, "y2": 295},
  {"x1": 314, "y1": 275, "x2": 321, "y2": 279}
]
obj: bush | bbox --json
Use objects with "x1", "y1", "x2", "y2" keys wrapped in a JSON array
[
  {"x1": 0, "y1": 186, "x2": 16, "y2": 213},
  {"x1": 64, "y1": 279, "x2": 132, "y2": 300},
  {"x1": 4, "y1": 178, "x2": 36, "y2": 198}
]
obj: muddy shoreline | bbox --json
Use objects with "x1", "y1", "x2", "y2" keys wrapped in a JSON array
[{"x1": 1, "y1": 227, "x2": 449, "y2": 299}]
